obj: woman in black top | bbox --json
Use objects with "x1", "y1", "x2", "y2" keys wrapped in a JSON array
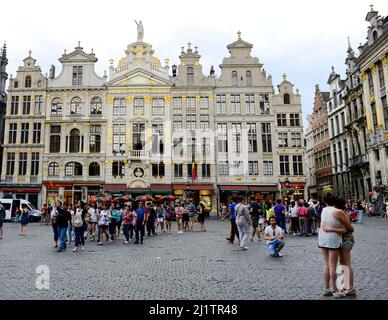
[{"x1": 197, "y1": 203, "x2": 207, "y2": 232}]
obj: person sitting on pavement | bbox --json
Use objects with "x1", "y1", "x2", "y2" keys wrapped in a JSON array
[{"x1": 264, "y1": 217, "x2": 285, "y2": 258}]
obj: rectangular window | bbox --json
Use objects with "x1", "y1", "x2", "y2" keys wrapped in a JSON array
[
  {"x1": 187, "y1": 67, "x2": 194, "y2": 85},
  {"x1": 33, "y1": 123, "x2": 41, "y2": 144},
  {"x1": 173, "y1": 115, "x2": 183, "y2": 130},
  {"x1": 186, "y1": 114, "x2": 196, "y2": 130},
  {"x1": 218, "y1": 161, "x2": 229, "y2": 176},
  {"x1": 152, "y1": 98, "x2": 165, "y2": 116},
  {"x1": 187, "y1": 137, "x2": 196, "y2": 157},
  {"x1": 279, "y1": 155, "x2": 290, "y2": 176},
  {"x1": 31, "y1": 152, "x2": 39, "y2": 176},
  {"x1": 201, "y1": 163, "x2": 211, "y2": 178},
  {"x1": 200, "y1": 115, "x2": 210, "y2": 130},
  {"x1": 377, "y1": 61, "x2": 385, "y2": 89},
  {"x1": 261, "y1": 123, "x2": 272, "y2": 153},
  {"x1": 371, "y1": 103, "x2": 378, "y2": 128},
  {"x1": 11, "y1": 96, "x2": 19, "y2": 115},
  {"x1": 6, "y1": 152, "x2": 16, "y2": 175},
  {"x1": 231, "y1": 94, "x2": 241, "y2": 115},
  {"x1": 232, "y1": 161, "x2": 243, "y2": 175},
  {"x1": 217, "y1": 123, "x2": 228, "y2": 153},
  {"x1": 186, "y1": 96, "x2": 196, "y2": 110},
  {"x1": 134, "y1": 98, "x2": 144, "y2": 115},
  {"x1": 152, "y1": 163, "x2": 165, "y2": 178},
  {"x1": 72, "y1": 66, "x2": 83, "y2": 85},
  {"x1": 278, "y1": 132, "x2": 288, "y2": 147},
  {"x1": 132, "y1": 123, "x2": 145, "y2": 150},
  {"x1": 21, "y1": 123, "x2": 29, "y2": 144},
  {"x1": 34, "y1": 95, "x2": 43, "y2": 114},
  {"x1": 173, "y1": 138, "x2": 183, "y2": 157},
  {"x1": 113, "y1": 98, "x2": 126, "y2": 116},
  {"x1": 202, "y1": 137, "x2": 210, "y2": 157},
  {"x1": 90, "y1": 125, "x2": 101, "y2": 153},
  {"x1": 292, "y1": 155, "x2": 303, "y2": 176},
  {"x1": 290, "y1": 114, "x2": 300, "y2": 126},
  {"x1": 263, "y1": 161, "x2": 273, "y2": 175},
  {"x1": 173, "y1": 97, "x2": 182, "y2": 110},
  {"x1": 248, "y1": 161, "x2": 259, "y2": 176},
  {"x1": 174, "y1": 164, "x2": 183, "y2": 178},
  {"x1": 200, "y1": 96, "x2": 209, "y2": 109},
  {"x1": 382, "y1": 96, "x2": 388, "y2": 130},
  {"x1": 113, "y1": 124, "x2": 126, "y2": 152},
  {"x1": 291, "y1": 133, "x2": 302, "y2": 147},
  {"x1": 232, "y1": 123, "x2": 242, "y2": 154},
  {"x1": 247, "y1": 123, "x2": 257, "y2": 153},
  {"x1": 23, "y1": 96, "x2": 31, "y2": 115},
  {"x1": 277, "y1": 114, "x2": 287, "y2": 126},
  {"x1": 152, "y1": 124, "x2": 164, "y2": 155},
  {"x1": 368, "y1": 70, "x2": 374, "y2": 93},
  {"x1": 112, "y1": 161, "x2": 125, "y2": 177},
  {"x1": 216, "y1": 95, "x2": 226, "y2": 114},
  {"x1": 9, "y1": 123, "x2": 17, "y2": 144},
  {"x1": 245, "y1": 94, "x2": 255, "y2": 115},
  {"x1": 259, "y1": 94, "x2": 270, "y2": 114},
  {"x1": 187, "y1": 163, "x2": 197, "y2": 178},
  {"x1": 19, "y1": 152, "x2": 28, "y2": 175}
]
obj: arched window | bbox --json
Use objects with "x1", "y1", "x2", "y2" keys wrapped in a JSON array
[
  {"x1": 232, "y1": 71, "x2": 238, "y2": 86},
  {"x1": 372, "y1": 30, "x2": 378, "y2": 42},
  {"x1": 246, "y1": 71, "x2": 252, "y2": 86},
  {"x1": 90, "y1": 97, "x2": 102, "y2": 115},
  {"x1": 65, "y1": 162, "x2": 83, "y2": 176},
  {"x1": 70, "y1": 97, "x2": 82, "y2": 114},
  {"x1": 37, "y1": 80, "x2": 42, "y2": 88},
  {"x1": 14, "y1": 81, "x2": 19, "y2": 88},
  {"x1": 51, "y1": 98, "x2": 63, "y2": 115},
  {"x1": 89, "y1": 162, "x2": 100, "y2": 176},
  {"x1": 187, "y1": 67, "x2": 194, "y2": 85},
  {"x1": 25, "y1": 76, "x2": 32, "y2": 88},
  {"x1": 69, "y1": 129, "x2": 81, "y2": 153},
  {"x1": 48, "y1": 162, "x2": 59, "y2": 176},
  {"x1": 283, "y1": 93, "x2": 290, "y2": 104}
]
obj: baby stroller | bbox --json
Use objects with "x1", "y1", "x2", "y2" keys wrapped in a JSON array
[{"x1": 349, "y1": 210, "x2": 358, "y2": 223}]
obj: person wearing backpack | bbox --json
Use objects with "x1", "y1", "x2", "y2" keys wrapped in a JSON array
[
  {"x1": 235, "y1": 196, "x2": 251, "y2": 250},
  {"x1": 72, "y1": 201, "x2": 87, "y2": 252}
]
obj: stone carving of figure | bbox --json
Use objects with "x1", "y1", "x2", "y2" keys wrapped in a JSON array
[{"x1": 135, "y1": 20, "x2": 144, "y2": 42}]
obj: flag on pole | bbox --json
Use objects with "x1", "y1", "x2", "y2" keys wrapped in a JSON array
[{"x1": 191, "y1": 157, "x2": 196, "y2": 181}]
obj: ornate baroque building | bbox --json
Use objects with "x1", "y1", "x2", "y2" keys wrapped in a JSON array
[
  {"x1": 0, "y1": 29, "x2": 306, "y2": 210},
  {"x1": 357, "y1": 6, "x2": 388, "y2": 208}
]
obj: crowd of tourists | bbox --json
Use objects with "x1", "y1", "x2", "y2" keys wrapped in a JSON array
[{"x1": 40, "y1": 199, "x2": 207, "y2": 252}]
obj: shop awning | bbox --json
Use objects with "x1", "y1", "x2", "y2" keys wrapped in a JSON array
[
  {"x1": 172, "y1": 184, "x2": 214, "y2": 191},
  {"x1": 248, "y1": 186, "x2": 279, "y2": 192},
  {"x1": 150, "y1": 184, "x2": 172, "y2": 192},
  {"x1": 1, "y1": 188, "x2": 41, "y2": 193},
  {"x1": 219, "y1": 185, "x2": 249, "y2": 191},
  {"x1": 125, "y1": 188, "x2": 149, "y2": 193},
  {"x1": 104, "y1": 184, "x2": 126, "y2": 192}
]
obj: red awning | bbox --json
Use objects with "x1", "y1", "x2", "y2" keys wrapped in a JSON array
[
  {"x1": 150, "y1": 184, "x2": 172, "y2": 191},
  {"x1": 280, "y1": 183, "x2": 306, "y2": 188},
  {"x1": 248, "y1": 186, "x2": 279, "y2": 192},
  {"x1": 172, "y1": 184, "x2": 213, "y2": 191},
  {"x1": 219, "y1": 185, "x2": 249, "y2": 191},
  {"x1": 104, "y1": 184, "x2": 126, "y2": 192},
  {"x1": 2, "y1": 188, "x2": 41, "y2": 193}
]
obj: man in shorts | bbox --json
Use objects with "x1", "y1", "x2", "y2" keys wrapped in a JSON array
[{"x1": 187, "y1": 200, "x2": 197, "y2": 232}]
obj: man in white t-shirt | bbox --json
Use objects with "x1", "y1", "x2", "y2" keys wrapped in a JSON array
[{"x1": 264, "y1": 217, "x2": 285, "y2": 257}]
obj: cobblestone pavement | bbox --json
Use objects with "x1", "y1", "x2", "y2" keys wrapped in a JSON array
[{"x1": 0, "y1": 216, "x2": 387, "y2": 300}]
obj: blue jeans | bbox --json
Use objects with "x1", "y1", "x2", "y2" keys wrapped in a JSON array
[
  {"x1": 74, "y1": 223, "x2": 86, "y2": 247},
  {"x1": 67, "y1": 223, "x2": 72, "y2": 241},
  {"x1": 57, "y1": 226, "x2": 68, "y2": 250},
  {"x1": 268, "y1": 239, "x2": 285, "y2": 255}
]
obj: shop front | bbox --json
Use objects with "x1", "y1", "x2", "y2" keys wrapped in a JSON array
[
  {"x1": 218, "y1": 185, "x2": 248, "y2": 204},
  {"x1": 219, "y1": 185, "x2": 279, "y2": 204},
  {"x1": 280, "y1": 182, "x2": 306, "y2": 201},
  {"x1": 150, "y1": 184, "x2": 173, "y2": 200},
  {"x1": 247, "y1": 185, "x2": 279, "y2": 202},
  {"x1": 1, "y1": 187, "x2": 42, "y2": 208},
  {"x1": 172, "y1": 184, "x2": 214, "y2": 211}
]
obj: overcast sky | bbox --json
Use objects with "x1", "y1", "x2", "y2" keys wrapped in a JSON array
[{"x1": 2, "y1": 0, "x2": 387, "y2": 127}]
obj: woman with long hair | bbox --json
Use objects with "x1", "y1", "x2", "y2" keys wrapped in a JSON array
[
  {"x1": 197, "y1": 203, "x2": 207, "y2": 232},
  {"x1": 318, "y1": 192, "x2": 353, "y2": 298}
]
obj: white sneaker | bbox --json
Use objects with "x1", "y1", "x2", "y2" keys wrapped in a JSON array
[
  {"x1": 81, "y1": 246, "x2": 85, "y2": 251},
  {"x1": 243, "y1": 247, "x2": 249, "y2": 250},
  {"x1": 124, "y1": 241, "x2": 129, "y2": 244},
  {"x1": 72, "y1": 247, "x2": 78, "y2": 252}
]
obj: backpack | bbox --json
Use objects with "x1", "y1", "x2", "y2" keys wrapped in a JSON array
[{"x1": 73, "y1": 211, "x2": 83, "y2": 228}]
